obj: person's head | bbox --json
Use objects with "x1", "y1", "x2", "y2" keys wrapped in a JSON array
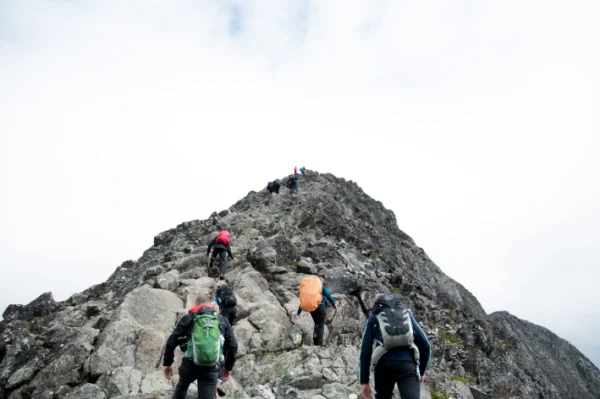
[{"x1": 195, "y1": 292, "x2": 211, "y2": 306}]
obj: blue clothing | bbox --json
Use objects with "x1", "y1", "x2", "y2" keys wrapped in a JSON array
[
  {"x1": 215, "y1": 295, "x2": 221, "y2": 307},
  {"x1": 359, "y1": 312, "x2": 431, "y2": 384},
  {"x1": 297, "y1": 286, "x2": 335, "y2": 315}
]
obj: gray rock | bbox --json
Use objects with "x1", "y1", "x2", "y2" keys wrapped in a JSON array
[
  {"x1": 155, "y1": 270, "x2": 179, "y2": 292},
  {"x1": 140, "y1": 370, "x2": 171, "y2": 393},
  {"x1": 96, "y1": 366, "x2": 143, "y2": 396},
  {"x1": 66, "y1": 383, "x2": 107, "y2": 399},
  {"x1": 2, "y1": 292, "x2": 57, "y2": 322},
  {"x1": 90, "y1": 286, "x2": 183, "y2": 377}
]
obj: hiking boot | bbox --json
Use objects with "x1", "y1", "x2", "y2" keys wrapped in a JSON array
[{"x1": 219, "y1": 274, "x2": 225, "y2": 280}]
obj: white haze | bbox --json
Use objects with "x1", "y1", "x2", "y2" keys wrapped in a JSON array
[{"x1": 1, "y1": 1, "x2": 599, "y2": 367}]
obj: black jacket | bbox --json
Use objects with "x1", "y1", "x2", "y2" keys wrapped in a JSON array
[
  {"x1": 163, "y1": 307, "x2": 238, "y2": 371},
  {"x1": 206, "y1": 238, "x2": 234, "y2": 259}
]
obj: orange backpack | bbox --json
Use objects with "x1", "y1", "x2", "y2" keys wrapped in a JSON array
[{"x1": 299, "y1": 276, "x2": 323, "y2": 312}]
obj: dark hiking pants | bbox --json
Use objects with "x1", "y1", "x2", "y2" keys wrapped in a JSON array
[
  {"x1": 221, "y1": 306, "x2": 237, "y2": 326},
  {"x1": 173, "y1": 358, "x2": 219, "y2": 399},
  {"x1": 374, "y1": 359, "x2": 420, "y2": 399},
  {"x1": 211, "y1": 248, "x2": 228, "y2": 275},
  {"x1": 310, "y1": 304, "x2": 327, "y2": 346}
]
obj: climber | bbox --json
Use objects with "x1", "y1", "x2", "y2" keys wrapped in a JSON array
[
  {"x1": 207, "y1": 230, "x2": 235, "y2": 280},
  {"x1": 215, "y1": 284, "x2": 238, "y2": 326},
  {"x1": 294, "y1": 166, "x2": 298, "y2": 176},
  {"x1": 163, "y1": 292, "x2": 238, "y2": 399},
  {"x1": 358, "y1": 293, "x2": 431, "y2": 399},
  {"x1": 299, "y1": 166, "x2": 306, "y2": 175},
  {"x1": 296, "y1": 277, "x2": 336, "y2": 346},
  {"x1": 267, "y1": 179, "x2": 281, "y2": 194},
  {"x1": 286, "y1": 175, "x2": 298, "y2": 194}
]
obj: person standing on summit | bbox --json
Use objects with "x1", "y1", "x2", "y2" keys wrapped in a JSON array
[
  {"x1": 297, "y1": 276, "x2": 336, "y2": 346},
  {"x1": 207, "y1": 230, "x2": 235, "y2": 280}
]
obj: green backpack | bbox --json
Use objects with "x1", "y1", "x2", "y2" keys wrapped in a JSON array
[{"x1": 187, "y1": 313, "x2": 222, "y2": 366}]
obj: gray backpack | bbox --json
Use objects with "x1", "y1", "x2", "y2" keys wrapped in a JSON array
[{"x1": 371, "y1": 293, "x2": 420, "y2": 366}]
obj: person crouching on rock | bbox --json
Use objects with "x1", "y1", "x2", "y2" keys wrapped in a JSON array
[
  {"x1": 163, "y1": 292, "x2": 238, "y2": 399},
  {"x1": 207, "y1": 230, "x2": 235, "y2": 280},
  {"x1": 296, "y1": 276, "x2": 336, "y2": 346},
  {"x1": 286, "y1": 175, "x2": 298, "y2": 194},
  {"x1": 267, "y1": 179, "x2": 281, "y2": 194},
  {"x1": 215, "y1": 284, "x2": 238, "y2": 326},
  {"x1": 358, "y1": 293, "x2": 431, "y2": 399}
]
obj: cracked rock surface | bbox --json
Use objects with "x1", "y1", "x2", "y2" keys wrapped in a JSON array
[{"x1": 1, "y1": 171, "x2": 599, "y2": 399}]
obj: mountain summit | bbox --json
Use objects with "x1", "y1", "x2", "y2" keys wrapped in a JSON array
[{"x1": 1, "y1": 171, "x2": 599, "y2": 399}]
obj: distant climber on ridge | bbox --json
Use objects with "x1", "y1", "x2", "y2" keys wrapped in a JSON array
[
  {"x1": 286, "y1": 174, "x2": 298, "y2": 195},
  {"x1": 299, "y1": 166, "x2": 306, "y2": 175},
  {"x1": 267, "y1": 179, "x2": 281, "y2": 194},
  {"x1": 296, "y1": 276, "x2": 336, "y2": 346},
  {"x1": 294, "y1": 166, "x2": 298, "y2": 176},
  {"x1": 359, "y1": 293, "x2": 431, "y2": 399},
  {"x1": 163, "y1": 292, "x2": 238, "y2": 399},
  {"x1": 216, "y1": 284, "x2": 238, "y2": 326},
  {"x1": 207, "y1": 230, "x2": 235, "y2": 280}
]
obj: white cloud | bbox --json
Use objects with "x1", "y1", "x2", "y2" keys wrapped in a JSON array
[{"x1": 1, "y1": 0, "x2": 599, "y2": 366}]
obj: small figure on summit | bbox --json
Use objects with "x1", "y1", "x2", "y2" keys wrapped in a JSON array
[
  {"x1": 163, "y1": 292, "x2": 238, "y2": 399},
  {"x1": 294, "y1": 166, "x2": 298, "y2": 176},
  {"x1": 286, "y1": 175, "x2": 298, "y2": 195},
  {"x1": 359, "y1": 293, "x2": 431, "y2": 399},
  {"x1": 216, "y1": 284, "x2": 238, "y2": 326},
  {"x1": 207, "y1": 230, "x2": 235, "y2": 280},
  {"x1": 297, "y1": 276, "x2": 336, "y2": 346},
  {"x1": 267, "y1": 179, "x2": 281, "y2": 194},
  {"x1": 299, "y1": 166, "x2": 306, "y2": 175}
]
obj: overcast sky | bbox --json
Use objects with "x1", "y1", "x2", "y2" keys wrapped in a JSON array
[{"x1": 1, "y1": 1, "x2": 599, "y2": 367}]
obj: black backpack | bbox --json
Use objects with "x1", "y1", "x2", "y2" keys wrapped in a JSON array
[
  {"x1": 370, "y1": 293, "x2": 418, "y2": 365},
  {"x1": 217, "y1": 286, "x2": 237, "y2": 308}
]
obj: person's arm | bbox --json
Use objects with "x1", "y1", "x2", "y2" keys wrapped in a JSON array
[
  {"x1": 220, "y1": 317, "x2": 238, "y2": 371},
  {"x1": 410, "y1": 313, "x2": 431, "y2": 377},
  {"x1": 359, "y1": 316, "x2": 374, "y2": 384},
  {"x1": 163, "y1": 315, "x2": 193, "y2": 366},
  {"x1": 206, "y1": 239, "x2": 215, "y2": 255},
  {"x1": 227, "y1": 246, "x2": 234, "y2": 259},
  {"x1": 215, "y1": 295, "x2": 221, "y2": 307},
  {"x1": 322, "y1": 287, "x2": 336, "y2": 307}
]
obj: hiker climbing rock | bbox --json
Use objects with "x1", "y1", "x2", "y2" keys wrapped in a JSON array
[
  {"x1": 286, "y1": 175, "x2": 298, "y2": 194},
  {"x1": 216, "y1": 284, "x2": 238, "y2": 326},
  {"x1": 296, "y1": 276, "x2": 336, "y2": 346},
  {"x1": 359, "y1": 293, "x2": 431, "y2": 399},
  {"x1": 163, "y1": 292, "x2": 238, "y2": 399},
  {"x1": 207, "y1": 230, "x2": 235, "y2": 280},
  {"x1": 299, "y1": 166, "x2": 306, "y2": 175},
  {"x1": 267, "y1": 179, "x2": 281, "y2": 194}
]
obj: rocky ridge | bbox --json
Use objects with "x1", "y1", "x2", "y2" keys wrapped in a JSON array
[{"x1": 1, "y1": 171, "x2": 599, "y2": 399}]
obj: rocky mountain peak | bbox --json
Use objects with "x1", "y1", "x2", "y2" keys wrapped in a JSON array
[{"x1": 1, "y1": 170, "x2": 599, "y2": 399}]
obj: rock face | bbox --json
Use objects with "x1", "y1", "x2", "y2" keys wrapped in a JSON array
[{"x1": 1, "y1": 170, "x2": 599, "y2": 399}]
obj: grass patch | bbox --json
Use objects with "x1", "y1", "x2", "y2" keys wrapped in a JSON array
[
  {"x1": 375, "y1": 253, "x2": 382, "y2": 259},
  {"x1": 392, "y1": 287, "x2": 402, "y2": 294},
  {"x1": 451, "y1": 375, "x2": 470, "y2": 384},
  {"x1": 437, "y1": 325, "x2": 463, "y2": 346},
  {"x1": 28, "y1": 317, "x2": 40, "y2": 324},
  {"x1": 431, "y1": 388, "x2": 450, "y2": 399},
  {"x1": 285, "y1": 260, "x2": 297, "y2": 267}
]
